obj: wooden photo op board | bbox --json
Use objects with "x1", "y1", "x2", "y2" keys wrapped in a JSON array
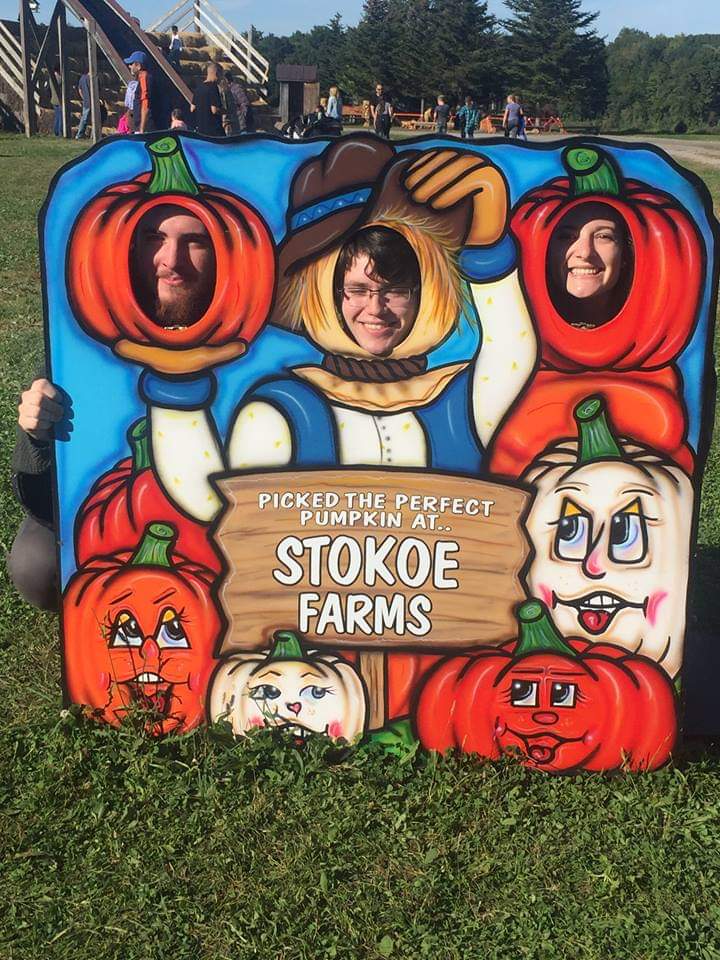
[{"x1": 43, "y1": 132, "x2": 718, "y2": 771}]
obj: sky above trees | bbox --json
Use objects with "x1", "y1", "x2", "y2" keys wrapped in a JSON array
[{"x1": 0, "y1": 0, "x2": 717, "y2": 39}]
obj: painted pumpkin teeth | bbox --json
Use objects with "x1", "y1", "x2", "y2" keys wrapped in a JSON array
[{"x1": 135, "y1": 672, "x2": 162, "y2": 683}]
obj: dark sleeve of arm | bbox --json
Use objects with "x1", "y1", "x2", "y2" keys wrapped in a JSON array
[{"x1": 11, "y1": 365, "x2": 54, "y2": 523}]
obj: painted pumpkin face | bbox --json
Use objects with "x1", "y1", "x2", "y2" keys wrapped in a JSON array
[
  {"x1": 415, "y1": 601, "x2": 678, "y2": 773},
  {"x1": 524, "y1": 444, "x2": 692, "y2": 679},
  {"x1": 210, "y1": 632, "x2": 367, "y2": 743},
  {"x1": 64, "y1": 523, "x2": 219, "y2": 735},
  {"x1": 522, "y1": 397, "x2": 693, "y2": 678}
]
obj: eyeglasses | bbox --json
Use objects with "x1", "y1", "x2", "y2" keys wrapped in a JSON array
[{"x1": 341, "y1": 285, "x2": 417, "y2": 306}]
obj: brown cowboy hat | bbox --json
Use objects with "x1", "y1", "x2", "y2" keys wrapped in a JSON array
[{"x1": 277, "y1": 133, "x2": 396, "y2": 280}]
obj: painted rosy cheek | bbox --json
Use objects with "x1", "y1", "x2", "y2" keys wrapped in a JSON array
[
  {"x1": 99, "y1": 672, "x2": 110, "y2": 689},
  {"x1": 327, "y1": 720, "x2": 344, "y2": 739},
  {"x1": 645, "y1": 591, "x2": 669, "y2": 627},
  {"x1": 537, "y1": 584, "x2": 553, "y2": 607},
  {"x1": 249, "y1": 714, "x2": 265, "y2": 728}
]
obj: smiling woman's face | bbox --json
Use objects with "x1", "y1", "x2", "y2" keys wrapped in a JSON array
[{"x1": 549, "y1": 203, "x2": 627, "y2": 301}]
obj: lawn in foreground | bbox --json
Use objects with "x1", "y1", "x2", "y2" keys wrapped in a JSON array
[{"x1": 0, "y1": 134, "x2": 719, "y2": 960}]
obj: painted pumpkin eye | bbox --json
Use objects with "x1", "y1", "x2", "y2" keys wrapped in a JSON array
[
  {"x1": 156, "y1": 608, "x2": 189, "y2": 649},
  {"x1": 110, "y1": 610, "x2": 143, "y2": 648},
  {"x1": 609, "y1": 500, "x2": 648, "y2": 563},
  {"x1": 249, "y1": 684, "x2": 281, "y2": 701},
  {"x1": 554, "y1": 500, "x2": 591, "y2": 561},
  {"x1": 551, "y1": 682, "x2": 577, "y2": 708},
  {"x1": 510, "y1": 680, "x2": 539, "y2": 707},
  {"x1": 300, "y1": 685, "x2": 332, "y2": 701}
]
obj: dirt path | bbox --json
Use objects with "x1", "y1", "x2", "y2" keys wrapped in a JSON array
[
  {"x1": 616, "y1": 136, "x2": 720, "y2": 170},
  {"x1": 529, "y1": 133, "x2": 720, "y2": 169}
]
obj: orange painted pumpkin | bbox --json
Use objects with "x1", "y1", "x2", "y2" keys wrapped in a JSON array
[
  {"x1": 63, "y1": 522, "x2": 220, "y2": 735},
  {"x1": 415, "y1": 600, "x2": 677, "y2": 773},
  {"x1": 67, "y1": 135, "x2": 275, "y2": 352}
]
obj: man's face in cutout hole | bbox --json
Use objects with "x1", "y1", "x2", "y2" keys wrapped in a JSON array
[{"x1": 131, "y1": 203, "x2": 216, "y2": 329}]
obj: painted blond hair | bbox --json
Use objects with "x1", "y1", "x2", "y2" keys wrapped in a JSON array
[{"x1": 277, "y1": 212, "x2": 468, "y2": 359}]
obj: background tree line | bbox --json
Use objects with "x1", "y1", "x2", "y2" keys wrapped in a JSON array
[{"x1": 254, "y1": 0, "x2": 720, "y2": 130}]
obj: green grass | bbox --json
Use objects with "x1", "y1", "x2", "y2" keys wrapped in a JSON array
[{"x1": 1, "y1": 134, "x2": 720, "y2": 960}]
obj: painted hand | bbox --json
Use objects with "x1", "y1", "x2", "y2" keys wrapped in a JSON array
[{"x1": 402, "y1": 149, "x2": 508, "y2": 247}]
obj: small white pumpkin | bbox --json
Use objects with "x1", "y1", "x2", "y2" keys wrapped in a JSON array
[{"x1": 210, "y1": 630, "x2": 368, "y2": 742}]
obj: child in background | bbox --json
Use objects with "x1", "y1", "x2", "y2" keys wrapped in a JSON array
[
  {"x1": 170, "y1": 108, "x2": 188, "y2": 130},
  {"x1": 434, "y1": 95, "x2": 451, "y2": 134},
  {"x1": 117, "y1": 111, "x2": 131, "y2": 134}
]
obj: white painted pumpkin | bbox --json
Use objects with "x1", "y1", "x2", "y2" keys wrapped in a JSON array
[
  {"x1": 521, "y1": 395, "x2": 693, "y2": 679},
  {"x1": 209, "y1": 630, "x2": 368, "y2": 742}
]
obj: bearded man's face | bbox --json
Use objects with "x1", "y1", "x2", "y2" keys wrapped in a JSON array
[{"x1": 131, "y1": 204, "x2": 215, "y2": 328}]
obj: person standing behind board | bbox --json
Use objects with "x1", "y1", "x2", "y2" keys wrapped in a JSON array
[
  {"x1": 502, "y1": 94, "x2": 523, "y2": 139},
  {"x1": 191, "y1": 63, "x2": 223, "y2": 137}
]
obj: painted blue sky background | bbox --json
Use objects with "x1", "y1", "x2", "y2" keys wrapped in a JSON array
[{"x1": 0, "y1": 0, "x2": 717, "y2": 40}]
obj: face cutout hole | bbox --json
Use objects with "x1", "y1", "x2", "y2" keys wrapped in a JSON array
[
  {"x1": 546, "y1": 202, "x2": 634, "y2": 329},
  {"x1": 333, "y1": 226, "x2": 421, "y2": 357},
  {"x1": 130, "y1": 203, "x2": 217, "y2": 330}
]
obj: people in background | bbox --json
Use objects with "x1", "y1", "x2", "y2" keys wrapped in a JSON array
[
  {"x1": 502, "y1": 94, "x2": 523, "y2": 139},
  {"x1": 457, "y1": 95, "x2": 479, "y2": 140},
  {"x1": 170, "y1": 108, "x2": 187, "y2": 130},
  {"x1": 168, "y1": 24, "x2": 183, "y2": 72},
  {"x1": 75, "y1": 70, "x2": 91, "y2": 139},
  {"x1": 326, "y1": 85, "x2": 343, "y2": 125},
  {"x1": 191, "y1": 62, "x2": 223, "y2": 137},
  {"x1": 371, "y1": 83, "x2": 393, "y2": 139},
  {"x1": 51, "y1": 68, "x2": 62, "y2": 137},
  {"x1": 124, "y1": 51, "x2": 155, "y2": 134},
  {"x1": 434, "y1": 95, "x2": 451, "y2": 135}
]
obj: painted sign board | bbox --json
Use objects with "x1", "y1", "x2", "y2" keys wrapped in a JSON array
[{"x1": 43, "y1": 131, "x2": 719, "y2": 772}]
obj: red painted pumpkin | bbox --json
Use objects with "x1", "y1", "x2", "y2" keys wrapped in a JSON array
[
  {"x1": 490, "y1": 145, "x2": 702, "y2": 477},
  {"x1": 67, "y1": 135, "x2": 275, "y2": 353},
  {"x1": 74, "y1": 418, "x2": 221, "y2": 572},
  {"x1": 64, "y1": 522, "x2": 220, "y2": 736},
  {"x1": 511, "y1": 145, "x2": 703, "y2": 373},
  {"x1": 415, "y1": 600, "x2": 677, "y2": 773}
]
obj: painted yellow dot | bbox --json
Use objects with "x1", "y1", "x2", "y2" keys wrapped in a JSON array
[
  {"x1": 274, "y1": 440, "x2": 282, "y2": 448},
  {"x1": 340, "y1": 422, "x2": 346, "y2": 430},
  {"x1": 191, "y1": 419, "x2": 198, "y2": 427},
  {"x1": 520, "y1": 330, "x2": 528, "y2": 338},
  {"x1": 158, "y1": 430, "x2": 164, "y2": 438},
  {"x1": 486, "y1": 335, "x2": 493, "y2": 343},
  {"x1": 486, "y1": 296, "x2": 493, "y2": 306},
  {"x1": 485, "y1": 421, "x2": 493, "y2": 428},
  {"x1": 173, "y1": 476, "x2": 181, "y2": 486},
  {"x1": 203, "y1": 450, "x2": 211, "y2": 459},
  {"x1": 207, "y1": 494, "x2": 215, "y2": 502},
  {"x1": 480, "y1": 376, "x2": 489, "y2": 382},
  {"x1": 403, "y1": 422, "x2": 411, "y2": 431},
  {"x1": 511, "y1": 361, "x2": 518, "y2": 370},
  {"x1": 248, "y1": 411, "x2": 255, "y2": 420}
]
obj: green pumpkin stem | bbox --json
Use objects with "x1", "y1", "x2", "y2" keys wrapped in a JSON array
[
  {"x1": 128, "y1": 418, "x2": 150, "y2": 473},
  {"x1": 268, "y1": 630, "x2": 305, "y2": 660},
  {"x1": 147, "y1": 137, "x2": 200, "y2": 196},
  {"x1": 515, "y1": 601, "x2": 576, "y2": 658},
  {"x1": 564, "y1": 146, "x2": 620, "y2": 197},
  {"x1": 130, "y1": 522, "x2": 176, "y2": 568},
  {"x1": 574, "y1": 395, "x2": 623, "y2": 464}
]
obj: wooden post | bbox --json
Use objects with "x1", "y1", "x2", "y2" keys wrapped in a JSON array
[
  {"x1": 18, "y1": 0, "x2": 37, "y2": 137},
  {"x1": 358, "y1": 652, "x2": 386, "y2": 731},
  {"x1": 86, "y1": 17, "x2": 101, "y2": 144},
  {"x1": 57, "y1": 3, "x2": 71, "y2": 138}
]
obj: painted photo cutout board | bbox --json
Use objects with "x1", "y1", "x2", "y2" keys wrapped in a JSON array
[{"x1": 43, "y1": 132, "x2": 718, "y2": 773}]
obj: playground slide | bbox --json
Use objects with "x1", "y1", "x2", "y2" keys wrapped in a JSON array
[{"x1": 76, "y1": 0, "x2": 192, "y2": 126}]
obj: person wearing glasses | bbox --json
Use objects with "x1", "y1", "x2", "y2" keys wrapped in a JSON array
[{"x1": 141, "y1": 136, "x2": 535, "y2": 523}]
